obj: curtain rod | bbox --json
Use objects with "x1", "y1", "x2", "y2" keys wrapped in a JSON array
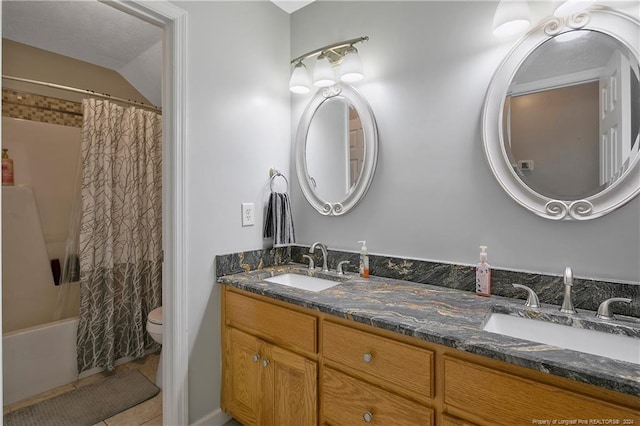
[{"x1": 2, "y1": 75, "x2": 162, "y2": 113}]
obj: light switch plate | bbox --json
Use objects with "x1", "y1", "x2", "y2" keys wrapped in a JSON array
[{"x1": 241, "y1": 203, "x2": 255, "y2": 227}]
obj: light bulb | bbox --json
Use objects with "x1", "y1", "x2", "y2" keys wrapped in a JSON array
[
  {"x1": 492, "y1": 0, "x2": 531, "y2": 37},
  {"x1": 289, "y1": 62, "x2": 310, "y2": 94},
  {"x1": 313, "y1": 54, "x2": 336, "y2": 88},
  {"x1": 340, "y1": 47, "x2": 364, "y2": 83}
]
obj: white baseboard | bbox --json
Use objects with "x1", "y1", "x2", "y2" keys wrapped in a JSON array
[
  {"x1": 190, "y1": 408, "x2": 232, "y2": 426},
  {"x1": 78, "y1": 348, "x2": 160, "y2": 379}
]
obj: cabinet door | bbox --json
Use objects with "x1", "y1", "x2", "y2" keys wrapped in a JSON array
[
  {"x1": 264, "y1": 344, "x2": 317, "y2": 426},
  {"x1": 223, "y1": 327, "x2": 263, "y2": 426}
]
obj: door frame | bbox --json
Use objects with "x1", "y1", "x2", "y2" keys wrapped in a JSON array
[{"x1": 102, "y1": 1, "x2": 188, "y2": 424}]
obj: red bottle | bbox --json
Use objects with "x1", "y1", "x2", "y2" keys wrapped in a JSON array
[{"x1": 2, "y1": 149, "x2": 14, "y2": 186}]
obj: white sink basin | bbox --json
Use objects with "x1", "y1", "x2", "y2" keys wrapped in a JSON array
[
  {"x1": 483, "y1": 313, "x2": 640, "y2": 365},
  {"x1": 264, "y1": 273, "x2": 342, "y2": 292}
]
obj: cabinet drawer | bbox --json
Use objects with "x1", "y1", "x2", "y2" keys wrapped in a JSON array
[
  {"x1": 225, "y1": 290, "x2": 317, "y2": 353},
  {"x1": 322, "y1": 321, "x2": 433, "y2": 398},
  {"x1": 444, "y1": 356, "x2": 640, "y2": 425},
  {"x1": 441, "y1": 414, "x2": 477, "y2": 426},
  {"x1": 322, "y1": 367, "x2": 433, "y2": 426}
]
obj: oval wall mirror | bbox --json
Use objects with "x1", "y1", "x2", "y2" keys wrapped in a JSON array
[
  {"x1": 483, "y1": 8, "x2": 640, "y2": 220},
  {"x1": 295, "y1": 84, "x2": 378, "y2": 215}
]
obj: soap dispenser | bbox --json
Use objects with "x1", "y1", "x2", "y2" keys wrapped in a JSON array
[
  {"x1": 2, "y1": 149, "x2": 14, "y2": 186},
  {"x1": 476, "y1": 245, "x2": 491, "y2": 297},
  {"x1": 358, "y1": 240, "x2": 369, "y2": 278}
]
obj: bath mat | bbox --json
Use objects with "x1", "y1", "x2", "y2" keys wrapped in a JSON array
[{"x1": 4, "y1": 369, "x2": 159, "y2": 426}]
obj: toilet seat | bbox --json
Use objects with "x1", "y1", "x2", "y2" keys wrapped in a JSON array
[
  {"x1": 148, "y1": 307, "x2": 162, "y2": 325},
  {"x1": 146, "y1": 306, "x2": 163, "y2": 343},
  {"x1": 146, "y1": 321, "x2": 162, "y2": 335},
  {"x1": 145, "y1": 305, "x2": 163, "y2": 388}
]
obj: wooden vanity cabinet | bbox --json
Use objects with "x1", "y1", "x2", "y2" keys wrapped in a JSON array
[
  {"x1": 221, "y1": 287, "x2": 640, "y2": 426},
  {"x1": 222, "y1": 289, "x2": 318, "y2": 426}
]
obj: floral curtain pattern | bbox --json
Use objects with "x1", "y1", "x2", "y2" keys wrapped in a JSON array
[{"x1": 76, "y1": 98, "x2": 162, "y2": 373}]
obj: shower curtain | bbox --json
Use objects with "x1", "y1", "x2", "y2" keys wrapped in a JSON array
[{"x1": 75, "y1": 98, "x2": 162, "y2": 373}]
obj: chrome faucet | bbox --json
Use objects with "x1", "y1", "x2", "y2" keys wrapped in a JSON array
[
  {"x1": 309, "y1": 242, "x2": 329, "y2": 272},
  {"x1": 560, "y1": 266, "x2": 577, "y2": 314},
  {"x1": 596, "y1": 297, "x2": 632, "y2": 320},
  {"x1": 337, "y1": 260, "x2": 350, "y2": 275},
  {"x1": 302, "y1": 254, "x2": 315, "y2": 270},
  {"x1": 512, "y1": 283, "x2": 540, "y2": 308}
]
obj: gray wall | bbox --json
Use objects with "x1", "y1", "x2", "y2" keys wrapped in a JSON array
[
  {"x1": 290, "y1": 1, "x2": 640, "y2": 284},
  {"x1": 179, "y1": 1, "x2": 639, "y2": 422},
  {"x1": 175, "y1": 1, "x2": 291, "y2": 422}
]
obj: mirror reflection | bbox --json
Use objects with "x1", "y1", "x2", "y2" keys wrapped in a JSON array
[
  {"x1": 295, "y1": 84, "x2": 378, "y2": 216},
  {"x1": 306, "y1": 97, "x2": 364, "y2": 202},
  {"x1": 504, "y1": 30, "x2": 640, "y2": 200}
]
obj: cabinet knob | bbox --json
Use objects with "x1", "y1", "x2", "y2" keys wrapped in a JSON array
[
  {"x1": 262, "y1": 359, "x2": 270, "y2": 368},
  {"x1": 362, "y1": 352, "x2": 373, "y2": 363},
  {"x1": 252, "y1": 354, "x2": 260, "y2": 363},
  {"x1": 363, "y1": 411, "x2": 373, "y2": 423}
]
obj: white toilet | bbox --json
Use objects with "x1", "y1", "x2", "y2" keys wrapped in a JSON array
[{"x1": 146, "y1": 306, "x2": 163, "y2": 388}]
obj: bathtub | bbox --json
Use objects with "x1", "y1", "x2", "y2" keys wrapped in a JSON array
[
  {"x1": 3, "y1": 317, "x2": 79, "y2": 405},
  {"x1": 1, "y1": 184, "x2": 143, "y2": 405},
  {"x1": 2, "y1": 184, "x2": 83, "y2": 405},
  {"x1": 3, "y1": 316, "x2": 152, "y2": 405}
]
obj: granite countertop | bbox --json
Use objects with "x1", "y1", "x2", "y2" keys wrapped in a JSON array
[{"x1": 218, "y1": 263, "x2": 640, "y2": 398}]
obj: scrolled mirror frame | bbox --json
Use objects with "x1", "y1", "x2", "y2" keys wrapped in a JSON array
[
  {"x1": 295, "y1": 84, "x2": 378, "y2": 216},
  {"x1": 482, "y1": 7, "x2": 640, "y2": 220}
]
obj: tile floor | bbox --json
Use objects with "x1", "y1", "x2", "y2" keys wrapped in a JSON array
[
  {"x1": 3, "y1": 353, "x2": 247, "y2": 426},
  {"x1": 3, "y1": 352, "x2": 162, "y2": 426}
]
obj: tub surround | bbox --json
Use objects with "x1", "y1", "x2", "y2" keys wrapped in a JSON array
[
  {"x1": 2, "y1": 88, "x2": 83, "y2": 127},
  {"x1": 216, "y1": 245, "x2": 640, "y2": 318},
  {"x1": 217, "y1": 262, "x2": 640, "y2": 401},
  {"x1": 3, "y1": 317, "x2": 79, "y2": 405}
]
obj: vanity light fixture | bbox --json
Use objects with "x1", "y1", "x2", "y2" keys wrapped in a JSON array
[
  {"x1": 312, "y1": 53, "x2": 336, "y2": 87},
  {"x1": 554, "y1": 0, "x2": 596, "y2": 17},
  {"x1": 288, "y1": 36, "x2": 369, "y2": 93},
  {"x1": 339, "y1": 46, "x2": 365, "y2": 83},
  {"x1": 492, "y1": 0, "x2": 531, "y2": 37},
  {"x1": 289, "y1": 62, "x2": 311, "y2": 94}
]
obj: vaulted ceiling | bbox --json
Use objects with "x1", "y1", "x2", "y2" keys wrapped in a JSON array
[
  {"x1": 2, "y1": 1, "x2": 162, "y2": 106},
  {"x1": 2, "y1": 0, "x2": 317, "y2": 107}
]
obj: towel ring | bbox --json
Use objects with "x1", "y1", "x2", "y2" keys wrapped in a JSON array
[{"x1": 270, "y1": 171, "x2": 289, "y2": 193}]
